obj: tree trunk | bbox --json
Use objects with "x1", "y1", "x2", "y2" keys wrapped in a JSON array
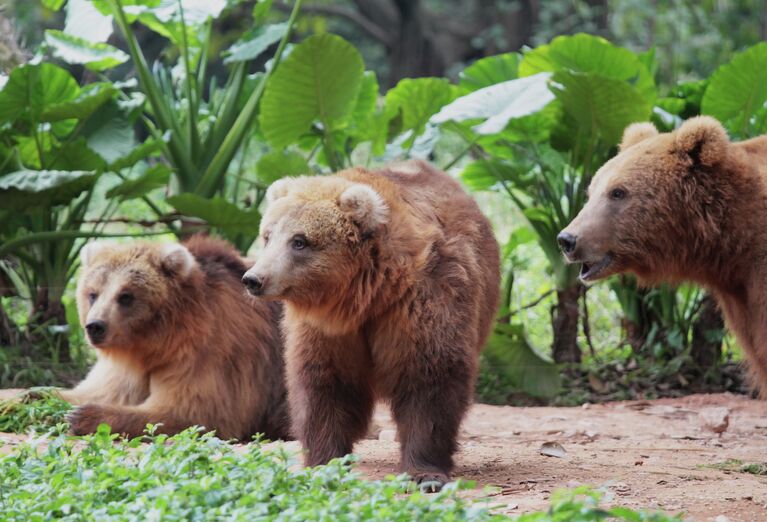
[
  {"x1": 387, "y1": 0, "x2": 446, "y2": 85},
  {"x1": 32, "y1": 287, "x2": 70, "y2": 362},
  {"x1": 552, "y1": 286, "x2": 581, "y2": 363},
  {"x1": 691, "y1": 294, "x2": 724, "y2": 371}
]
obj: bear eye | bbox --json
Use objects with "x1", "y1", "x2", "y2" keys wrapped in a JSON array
[
  {"x1": 610, "y1": 188, "x2": 627, "y2": 200},
  {"x1": 263, "y1": 233, "x2": 270, "y2": 245},
  {"x1": 291, "y1": 235, "x2": 308, "y2": 251},
  {"x1": 117, "y1": 292, "x2": 135, "y2": 307},
  {"x1": 88, "y1": 292, "x2": 98, "y2": 305}
]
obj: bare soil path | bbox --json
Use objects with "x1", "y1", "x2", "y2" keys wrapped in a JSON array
[{"x1": 2, "y1": 390, "x2": 766, "y2": 521}]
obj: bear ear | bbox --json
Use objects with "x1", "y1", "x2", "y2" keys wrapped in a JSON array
[
  {"x1": 620, "y1": 122, "x2": 658, "y2": 151},
  {"x1": 266, "y1": 177, "x2": 301, "y2": 204},
  {"x1": 674, "y1": 116, "x2": 729, "y2": 167},
  {"x1": 160, "y1": 243, "x2": 196, "y2": 278},
  {"x1": 80, "y1": 241, "x2": 112, "y2": 267},
  {"x1": 338, "y1": 184, "x2": 389, "y2": 234}
]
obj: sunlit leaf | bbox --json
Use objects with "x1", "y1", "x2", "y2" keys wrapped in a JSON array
[
  {"x1": 0, "y1": 170, "x2": 97, "y2": 211},
  {"x1": 260, "y1": 34, "x2": 365, "y2": 148},
  {"x1": 432, "y1": 73, "x2": 554, "y2": 135},
  {"x1": 45, "y1": 30, "x2": 129, "y2": 71}
]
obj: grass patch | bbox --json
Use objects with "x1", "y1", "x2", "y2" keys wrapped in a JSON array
[
  {"x1": 708, "y1": 459, "x2": 767, "y2": 475},
  {"x1": 1, "y1": 426, "x2": 504, "y2": 521},
  {"x1": 0, "y1": 387, "x2": 71, "y2": 435},
  {"x1": 0, "y1": 425, "x2": 682, "y2": 521}
]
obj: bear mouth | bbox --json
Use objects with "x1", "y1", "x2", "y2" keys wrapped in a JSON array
[{"x1": 579, "y1": 253, "x2": 613, "y2": 282}]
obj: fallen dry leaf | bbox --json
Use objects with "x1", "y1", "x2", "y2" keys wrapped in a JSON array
[{"x1": 539, "y1": 441, "x2": 567, "y2": 458}]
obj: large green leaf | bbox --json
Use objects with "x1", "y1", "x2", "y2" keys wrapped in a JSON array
[
  {"x1": 108, "y1": 134, "x2": 166, "y2": 171},
  {"x1": 349, "y1": 71, "x2": 379, "y2": 136},
  {"x1": 384, "y1": 77, "x2": 456, "y2": 146},
  {"x1": 520, "y1": 33, "x2": 656, "y2": 104},
  {"x1": 223, "y1": 23, "x2": 288, "y2": 64},
  {"x1": 256, "y1": 150, "x2": 310, "y2": 185},
  {"x1": 702, "y1": 42, "x2": 767, "y2": 136},
  {"x1": 45, "y1": 30, "x2": 129, "y2": 71},
  {"x1": 0, "y1": 63, "x2": 79, "y2": 126},
  {"x1": 168, "y1": 194, "x2": 261, "y2": 237},
  {"x1": 259, "y1": 34, "x2": 365, "y2": 148},
  {"x1": 551, "y1": 71, "x2": 652, "y2": 158},
  {"x1": 41, "y1": 82, "x2": 117, "y2": 122},
  {"x1": 80, "y1": 102, "x2": 136, "y2": 165},
  {"x1": 0, "y1": 170, "x2": 97, "y2": 211},
  {"x1": 431, "y1": 73, "x2": 554, "y2": 135},
  {"x1": 459, "y1": 53, "x2": 520, "y2": 92},
  {"x1": 483, "y1": 324, "x2": 561, "y2": 399},
  {"x1": 64, "y1": 0, "x2": 114, "y2": 43},
  {"x1": 106, "y1": 164, "x2": 171, "y2": 200}
]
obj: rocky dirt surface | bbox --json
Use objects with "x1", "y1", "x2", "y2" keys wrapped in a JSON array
[{"x1": 2, "y1": 390, "x2": 766, "y2": 521}]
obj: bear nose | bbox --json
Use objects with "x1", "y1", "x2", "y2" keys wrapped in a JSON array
[
  {"x1": 557, "y1": 232, "x2": 577, "y2": 254},
  {"x1": 242, "y1": 274, "x2": 264, "y2": 296},
  {"x1": 85, "y1": 320, "x2": 107, "y2": 343}
]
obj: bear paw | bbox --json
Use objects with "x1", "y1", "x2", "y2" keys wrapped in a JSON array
[
  {"x1": 67, "y1": 404, "x2": 109, "y2": 435},
  {"x1": 410, "y1": 471, "x2": 450, "y2": 493}
]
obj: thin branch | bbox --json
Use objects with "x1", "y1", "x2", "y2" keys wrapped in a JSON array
[
  {"x1": 509, "y1": 289, "x2": 554, "y2": 316},
  {"x1": 273, "y1": 1, "x2": 394, "y2": 47}
]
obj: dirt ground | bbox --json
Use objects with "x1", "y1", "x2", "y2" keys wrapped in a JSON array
[{"x1": 2, "y1": 390, "x2": 766, "y2": 521}]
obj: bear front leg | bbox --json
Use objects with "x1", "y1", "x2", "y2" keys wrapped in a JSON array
[
  {"x1": 67, "y1": 404, "x2": 185, "y2": 438},
  {"x1": 286, "y1": 327, "x2": 373, "y2": 467},
  {"x1": 390, "y1": 352, "x2": 474, "y2": 492}
]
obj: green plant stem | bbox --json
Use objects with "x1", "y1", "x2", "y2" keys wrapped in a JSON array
[
  {"x1": 195, "y1": 0, "x2": 305, "y2": 197},
  {"x1": 0, "y1": 230, "x2": 171, "y2": 258},
  {"x1": 107, "y1": 0, "x2": 198, "y2": 187}
]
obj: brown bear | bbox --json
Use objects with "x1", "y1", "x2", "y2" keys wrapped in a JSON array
[
  {"x1": 241, "y1": 160, "x2": 501, "y2": 490},
  {"x1": 558, "y1": 116, "x2": 767, "y2": 389},
  {"x1": 61, "y1": 235, "x2": 291, "y2": 441}
]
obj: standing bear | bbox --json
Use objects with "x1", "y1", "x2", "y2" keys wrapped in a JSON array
[
  {"x1": 558, "y1": 116, "x2": 767, "y2": 390},
  {"x1": 242, "y1": 160, "x2": 500, "y2": 489},
  {"x1": 63, "y1": 235, "x2": 291, "y2": 441}
]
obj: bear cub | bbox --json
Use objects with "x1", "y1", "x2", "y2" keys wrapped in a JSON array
[
  {"x1": 62, "y1": 235, "x2": 291, "y2": 441},
  {"x1": 243, "y1": 160, "x2": 501, "y2": 489}
]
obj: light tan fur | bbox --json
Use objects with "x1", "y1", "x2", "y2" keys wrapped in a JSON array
[{"x1": 63, "y1": 235, "x2": 291, "y2": 440}]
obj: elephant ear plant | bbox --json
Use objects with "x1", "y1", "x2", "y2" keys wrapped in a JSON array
[
  {"x1": 43, "y1": 0, "x2": 304, "y2": 253},
  {"x1": 431, "y1": 34, "x2": 656, "y2": 364},
  {"x1": 0, "y1": 61, "x2": 163, "y2": 362}
]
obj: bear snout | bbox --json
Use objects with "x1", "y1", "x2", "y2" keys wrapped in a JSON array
[
  {"x1": 557, "y1": 231, "x2": 577, "y2": 256},
  {"x1": 85, "y1": 320, "x2": 108, "y2": 344},
  {"x1": 242, "y1": 274, "x2": 265, "y2": 296}
]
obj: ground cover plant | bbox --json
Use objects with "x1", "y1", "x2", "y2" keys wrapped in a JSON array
[{"x1": 0, "y1": 419, "x2": 682, "y2": 521}]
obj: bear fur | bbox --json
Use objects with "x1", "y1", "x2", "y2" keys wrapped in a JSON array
[
  {"x1": 559, "y1": 116, "x2": 767, "y2": 390},
  {"x1": 242, "y1": 160, "x2": 500, "y2": 488},
  {"x1": 62, "y1": 235, "x2": 291, "y2": 441}
]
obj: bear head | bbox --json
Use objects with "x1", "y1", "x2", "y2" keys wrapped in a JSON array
[
  {"x1": 77, "y1": 241, "x2": 197, "y2": 349},
  {"x1": 242, "y1": 175, "x2": 389, "y2": 306},
  {"x1": 558, "y1": 116, "x2": 732, "y2": 285}
]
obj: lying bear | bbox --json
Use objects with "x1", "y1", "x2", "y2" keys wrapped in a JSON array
[
  {"x1": 243, "y1": 160, "x2": 501, "y2": 490},
  {"x1": 559, "y1": 116, "x2": 767, "y2": 389},
  {"x1": 61, "y1": 235, "x2": 291, "y2": 441}
]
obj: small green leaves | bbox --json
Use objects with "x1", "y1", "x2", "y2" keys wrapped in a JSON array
[{"x1": 224, "y1": 23, "x2": 289, "y2": 64}]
